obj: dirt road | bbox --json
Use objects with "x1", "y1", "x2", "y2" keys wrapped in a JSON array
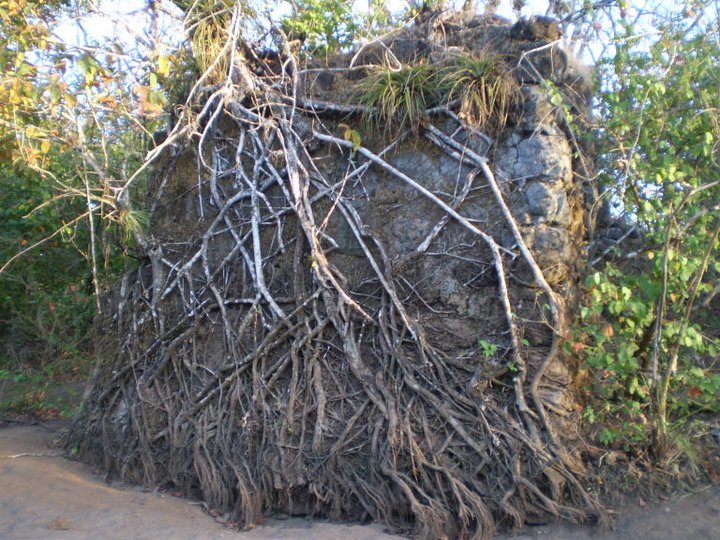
[{"x1": 1, "y1": 424, "x2": 718, "y2": 539}]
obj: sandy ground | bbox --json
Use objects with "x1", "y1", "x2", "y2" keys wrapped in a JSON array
[{"x1": 0, "y1": 423, "x2": 718, "y2": 540}]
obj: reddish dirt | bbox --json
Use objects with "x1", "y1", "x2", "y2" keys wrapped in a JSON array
[{"x1": 0, "y1": 423, "x2": 718, "y2": 540}]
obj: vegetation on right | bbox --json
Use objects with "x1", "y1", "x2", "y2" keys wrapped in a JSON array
[{"x1": 571, "y1": 1, "x2": 720, "y2": 486}]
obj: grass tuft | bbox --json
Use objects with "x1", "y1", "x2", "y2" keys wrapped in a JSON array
[
  {"x1": 355, "y1": 62, "x2": 447, "y2": 138},
  {"x1": 118, "y1": 208, "x2": 148, "y2": 244},
  {"x1": 355, "y1": 51, "x2": 518, "y2": 139},
  {"x1": 441, "y1": 50, "x2": 519, "y2": 132}
]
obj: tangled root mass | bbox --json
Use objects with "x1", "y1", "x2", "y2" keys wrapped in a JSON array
[{"x1": 70, "y1": 12, "x2": 607, "y2": 540}]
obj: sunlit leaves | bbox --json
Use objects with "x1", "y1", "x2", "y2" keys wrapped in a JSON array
[
  {"x1": 579, "y1": 5, "x2": 720, "y2": 451},
  {"x1": 280, "y1": 0, "x2": 359, "y2": 59}
]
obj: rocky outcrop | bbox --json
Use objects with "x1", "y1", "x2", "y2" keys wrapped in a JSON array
[{"x1": 71, "y1": 13, "x2": 604, "y2": 540}]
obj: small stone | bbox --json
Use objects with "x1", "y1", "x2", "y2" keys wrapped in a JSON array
[
  {"x1": 497, "y1": 132, "x2": 572, "y2": 184},
  {"x1": 711, "y1": 428, "x2": 720, "y2": 445},
  {"x1": 532, "y1": 226, "x2": 570, "y2": 254},
  {"x1": 518, "y1": 86, "x2": 557, "y2": 129},
  {"x1": 48, "y1": 517, "x2": 71, "y2": 531}
]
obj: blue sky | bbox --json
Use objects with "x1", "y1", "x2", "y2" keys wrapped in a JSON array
[{"x1": 55, "y1": 0, "x2": 554, "y2": 48}]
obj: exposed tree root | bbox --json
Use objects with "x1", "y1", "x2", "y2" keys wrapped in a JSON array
[{"x1": 69, "y1": 10, "x2": 608, "y2": 540}]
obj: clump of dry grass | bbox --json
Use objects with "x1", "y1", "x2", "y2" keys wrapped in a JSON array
[
  {"x1": 186, "y1": 0, "x2": 241, "y2": 81},
  {"x1": 441, "y1": 50, "x2": 519, "y2": 132},
  {"x1": 355, "y1": 62, "x2": 446, "y2": 137},
  {"x1": 355, "y1": 51, "x2": 518, "y2": 138}
]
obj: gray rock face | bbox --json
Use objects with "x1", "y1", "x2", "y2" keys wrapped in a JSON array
[
  {"x1": 497, "y1": 130, "x2": 572, "y2": 185},
  {"x1": 517, "y1": 85, "x2": 557, "y2": 130},
  {"x1": 525, "y1": 181, "x2": 571, "y2": 225},
  {"x1": 320, "y1": 76, "x2": 583, "y2": 289},
  {"x1": 484, "y1": 85, "x2": 581, "y2": 283}
]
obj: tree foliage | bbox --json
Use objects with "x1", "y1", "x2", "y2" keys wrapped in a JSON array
[
  {"x1": 281, "y1": 0, "x2": 358, "y2": 57},
  {"x1": 566, "y1": 1, "x2": 720, "y2": 461},
  {"x1": 0, "y1": 0, "x2": 174, "y2": 373}
]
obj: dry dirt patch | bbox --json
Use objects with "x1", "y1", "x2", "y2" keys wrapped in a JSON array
[
  {"x1": 0, "y1": 423, "x2": 718, "y2": 540},
  {"x1": 0, "y1": 424, "x2": 398, "y2": 540}
]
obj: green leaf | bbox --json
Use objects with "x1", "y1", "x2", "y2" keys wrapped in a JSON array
[{"x1": 157, "y1": 55, "x2": 170, "y2": 77}]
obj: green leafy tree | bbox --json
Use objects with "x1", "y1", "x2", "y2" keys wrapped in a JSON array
[
  {"x1": 0, "y1": 165, "x2": 94, "y2": 369},
  {"x1": 280, "y1": 0, "x2": 359, "y2": 59},
  {"x1": 0, "y1": 0, "x2": 173, "y2": 377},
  {"x1": 572, "y1": 2, "x2": 719, "y2": 462}
]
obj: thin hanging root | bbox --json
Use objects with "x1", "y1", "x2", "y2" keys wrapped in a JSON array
[
  {"x1": 313, "y1": 131, "x2": 539, "y2": 432},
  {"x1": 424, "y1": 122, "x2": 565, "y2": 445}
]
